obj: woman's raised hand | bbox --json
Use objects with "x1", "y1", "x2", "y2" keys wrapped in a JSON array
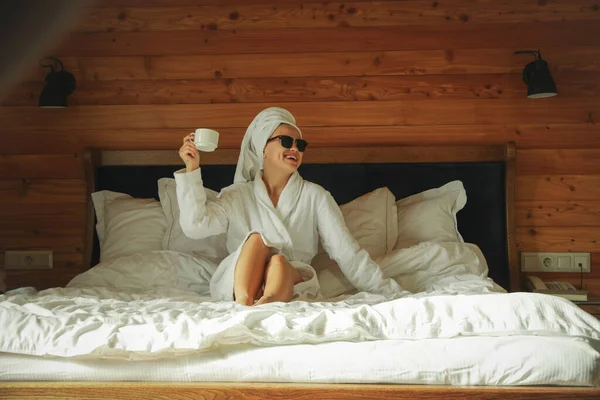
[{"x1": 179, "y1": 133, "x2": 200, "y2": 172}]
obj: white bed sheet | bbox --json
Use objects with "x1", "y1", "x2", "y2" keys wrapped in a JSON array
[
  {"x1": 1, "y1": 335, "x2": 598, "y2": 386},
  {"x1": 1, "y1": 246, "x2": 599, "y2": 386}
]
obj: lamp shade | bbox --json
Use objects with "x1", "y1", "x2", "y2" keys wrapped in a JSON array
[
  {"x1": 523, "y1": 58, "x2": 557, "y2": 99},
  {"x1": 38, "y1": 58, "x2": 76, "y2": 108},
  {"x1": 515, "y1": 50, "x2": 557, "y2": 99}
]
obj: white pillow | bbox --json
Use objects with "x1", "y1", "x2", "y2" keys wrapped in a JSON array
[
  {"x1": 91, "y1": 190, "x2": 167, "y2": 262},
  {"x1": 67, "y1": 250, "x2": 217, "y2": 296},
  {"x1": 158, "y1": 178, "x2": 229, "y2": 263},
  {"x1": 394, "y1": 180, "x2": 467, "y2": 250},
  {"x1": 312, "y1": 187, "x2": 398, "y2": 274}
]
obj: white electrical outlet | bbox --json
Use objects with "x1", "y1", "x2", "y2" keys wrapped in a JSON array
[
  {"x1": 520, "y1": 252, "x2": 590, "y2": 273},
  {"x1": 4, "y1": 251, "x2": 53, "y2": 270}
]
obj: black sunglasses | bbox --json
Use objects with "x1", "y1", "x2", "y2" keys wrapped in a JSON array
[{"x1": 266, "y1": 135, "x2": 308, "y2": 152}]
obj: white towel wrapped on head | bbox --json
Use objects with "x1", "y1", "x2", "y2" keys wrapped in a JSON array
[{"x1": 234, "y1": 107, "x2": 302, "y2": 184}]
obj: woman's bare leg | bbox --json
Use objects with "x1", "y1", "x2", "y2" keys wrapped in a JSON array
[
  {"x1": 233, "y1": 233, "x2": 270, "y2": 306},
  {"x1": 255, "y1": 255, "x2": 303, "y2": 305}
]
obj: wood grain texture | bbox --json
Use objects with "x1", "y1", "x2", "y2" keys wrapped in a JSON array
[
  {"x1": 516, "y1": 201, "x2": 600, "y2": 227},
  {"x1": 0, "y1": 234, "x2": 84, "y2": 251},
  {"x1": 517, "y1": 149, "x2": 600, "y2": 175},
  {"x1": 0, "y1": 204, "x2": 86, "y2": 228},
  {"x1": 15, "y1": 47, "x2": 600, "y2": 82},
  {"x1": 1, "y1": 382, "x2": 599, "y2": 400},
  {"x1": 517, "y1": 227, "x2": 600, "y2": 252},
  {"x1": 0, "y1": 154, "x2": 84, "y2": 179},
  {"x1": 0, "y1": 226, "x2": 84, "y2": 247},
  {"x1": 578, "y1": 303, "x2": 600, "y2": 317},
  {"x1": 97, "y1": 145, "x2": 507, "y2": 166},
  {"x1": 53, "y1": 21, "x2": 600, "y2": 56},
  {"x1": 516, "y1": 175, "x2": 600, "y2": 201},
  {"x1": 0, "y1": 180, "x2": 86, "y2": 204},
  {"x1": 5, "y1": 72, "x2": 599, "y2": 106},
  {"x1": 2, "y1": 99, "x2": 598, "y2": 130},
  {"x1": 76, "y1": 0, "x2": 600, "y2": 33},
  {"x1": 3, "y1": 269, "x2": 81, "y2": 291},
  {"x1": 98, "y1": 0, "x2": 384, "y2": 6},
  {"x1": 1, "y1": 124, "x2": 599, "y2": 154}
]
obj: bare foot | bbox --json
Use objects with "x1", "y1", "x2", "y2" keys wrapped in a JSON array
[
  {"x1": 235, "y1": 296, "x2": 254, "y2": 306},
  {"x1": 255, "y1": 295, "x2": 277, "y2": 305}
]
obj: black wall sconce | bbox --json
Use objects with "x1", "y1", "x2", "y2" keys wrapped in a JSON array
[
  {"x1": 38, "y1": 57, "x2": 76, "y2": 108},
  {"x1": 514, "y1": 49, "x2": 557, "y2": 99}
]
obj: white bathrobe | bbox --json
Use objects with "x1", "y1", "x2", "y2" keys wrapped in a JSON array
[
  {"x1": 174, "y1": 167, "x2": 403, "y2": 301},
  {"x1": 175, "y1": 107, "x2": 402, "y2": 301}
]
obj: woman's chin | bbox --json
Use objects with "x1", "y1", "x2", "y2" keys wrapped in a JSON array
[
  {"x1": 283, "y1": 167, "x2": 297, "y2": 174},
  {"x1": 281, "y1": 162, "x2": 299, "y2": 173}
]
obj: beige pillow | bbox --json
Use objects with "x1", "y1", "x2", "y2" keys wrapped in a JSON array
[
  {"x1": 394, "y1": 180, "x2": 467, "y2": 249},
  {"x1": 312, "y1": 187, "x2": 398, "y2": 273},
  {"x1": 92, "y1": 190, "x2": 167, "y2": 262},
  {"x1": 158, "y1": 178, "x2": 229, "y2": 263}
]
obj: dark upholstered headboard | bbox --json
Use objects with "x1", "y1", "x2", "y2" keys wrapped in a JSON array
[{"x1": 83, "y1": 144, "x2": 518, "y2": 292}]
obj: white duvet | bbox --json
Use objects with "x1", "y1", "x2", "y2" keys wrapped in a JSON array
[{"x1": 0, "y1": 243, "x2": 599, "y2": 365}]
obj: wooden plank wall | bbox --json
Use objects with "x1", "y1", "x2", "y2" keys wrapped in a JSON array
[{"x1": 1, "y1": 0, "x2": 599, "y2": 294}]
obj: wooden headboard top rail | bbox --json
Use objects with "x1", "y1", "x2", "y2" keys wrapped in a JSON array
[
  {"x1": 82, "y1": 143, "x2": 518, "y2": 291},
  {"x1": 91, "y1": 144, "x2": 510, "y2": 167}
]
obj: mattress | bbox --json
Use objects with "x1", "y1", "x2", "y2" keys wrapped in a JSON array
[{"x1": 1, "y1": 335, "x2": 598, "y2": 386}]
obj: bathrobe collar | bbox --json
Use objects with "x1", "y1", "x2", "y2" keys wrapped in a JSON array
[{"x1": 253, "y1": 170, "x2": 303, "y2": 222}]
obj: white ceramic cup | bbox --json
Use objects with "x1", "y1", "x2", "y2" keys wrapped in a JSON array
[{"x1": 194, "y1": 128, "x2": 219, "y2": 152}]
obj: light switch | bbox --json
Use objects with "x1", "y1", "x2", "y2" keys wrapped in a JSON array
[
  {"x1": 557, "y1": 256, "x2": 571, "y2": 271},
  {"x1": 522, "y1": 255, "x2": 538, "y2": 271}
]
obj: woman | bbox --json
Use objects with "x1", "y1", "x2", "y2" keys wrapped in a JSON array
[{"x1": 176, "y1": 107, "x2": 403, "y2": 305}]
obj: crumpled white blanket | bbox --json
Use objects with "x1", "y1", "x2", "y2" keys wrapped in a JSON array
[
  {"x1": 0, "y1": 245, "x2": 598, "y2": 360},
  {"x1": 319, "y1": 241, "x2": 503, "y2": 298}
]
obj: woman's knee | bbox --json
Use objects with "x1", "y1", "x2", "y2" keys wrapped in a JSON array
[
  {"x1": 245, "y1": 232, "x2": 266, "y2": 247},
  {"x1": 269, "y1": 254, "x2": 287, "y2": 265},
  {"x1": 267, "y1": 255, "x2": 302, "y2": 284},
  {"x1": 239, "y1": 233, "x2": 269, "y2": 258}
]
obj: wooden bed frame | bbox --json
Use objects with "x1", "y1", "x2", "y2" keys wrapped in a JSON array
[{"x1": 2, "y1": 143, "x2": 599, "y2": 400}]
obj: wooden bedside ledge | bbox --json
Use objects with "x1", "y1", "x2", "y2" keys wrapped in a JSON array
[{"x1": 574, "y1": 297, "x2": 600, "y2": 318}]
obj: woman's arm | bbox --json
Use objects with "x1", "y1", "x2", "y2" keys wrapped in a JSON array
[
  {"x1": 174, "y1": 168, "x2": 229, "y2": 240},
  {"x1": 316, "y1": 190, "x2": 404, "y2": 296},
  {"x1": 175, "y1": 133, "x2": 229, "y2": 240}
]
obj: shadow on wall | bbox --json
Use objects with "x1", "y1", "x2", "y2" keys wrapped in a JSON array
[{"x1": 0, "y1": 0, "x2": 92, "y2": 99}]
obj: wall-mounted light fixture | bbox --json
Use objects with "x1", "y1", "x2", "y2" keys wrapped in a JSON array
[
  {"x1": 38, "y1": 57, "x2": 76, "y2": 108},
  {"x1": 514, "y1": 49, "x2": 557, "y2": 99}
]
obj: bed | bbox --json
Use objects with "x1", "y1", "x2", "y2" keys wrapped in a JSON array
[{"x1": 1, "y1": 143, "x2": 599, "y2": 399}]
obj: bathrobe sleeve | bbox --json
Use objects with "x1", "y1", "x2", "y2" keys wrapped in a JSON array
[
  {"x1": 174, "y1": 168, "x2": 229, "y2": 240},
  {"x1": 317, "y1": 190, "x2": 403, "y2": 296}
]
